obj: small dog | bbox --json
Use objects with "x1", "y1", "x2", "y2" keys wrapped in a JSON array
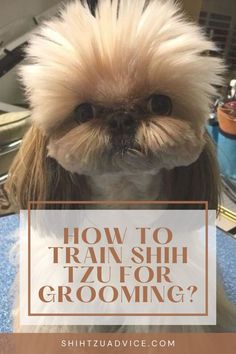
[{"x1": 7, "y1": 0, "x2": 236, "y2": 332}]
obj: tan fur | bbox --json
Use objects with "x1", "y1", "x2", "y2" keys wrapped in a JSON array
[
  {"x1": 20, "y1": 0, "x2": 223, "y2": 131},
  {"x1": 15, "y1": 0, "x2": 224, "y2": 180}
]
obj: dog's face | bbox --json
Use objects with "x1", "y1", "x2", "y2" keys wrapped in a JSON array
[{"x1": 20, "y1": 0, "x2": 223, "y2": 176}]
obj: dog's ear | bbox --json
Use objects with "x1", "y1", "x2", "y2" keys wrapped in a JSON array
[
  {"x1": 6, "y1": 125, "x2": 89, "y2": 210},
  {"x1": 164, "y1": 132, "x2": 221, "y2": 210}
]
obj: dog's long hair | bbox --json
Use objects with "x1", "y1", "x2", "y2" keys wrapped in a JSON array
[
  {"x1": 6, "y1": 0, "x2": 222, "y2": 210},
  {"x1": 7, "y1": 127, "x2": 220, "y2": 209}
]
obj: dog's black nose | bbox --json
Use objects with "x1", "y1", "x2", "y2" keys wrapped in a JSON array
[{"x1": 108, "y1": 112, "x2": 137, "y2": 134}]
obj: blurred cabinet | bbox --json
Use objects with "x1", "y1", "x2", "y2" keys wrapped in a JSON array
[{"x1": 181, "y1": 0, "x2": 203, "y2": 21}]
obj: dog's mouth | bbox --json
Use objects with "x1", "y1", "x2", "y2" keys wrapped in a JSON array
[
  {"x1": 47, "y1": 117, "x2": 204, "y2": 176},
  {"x1": 111, "y1": 135, "x2": 139, "y2": 155}
]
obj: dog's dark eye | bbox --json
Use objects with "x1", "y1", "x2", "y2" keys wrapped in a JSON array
[
  {"x1": 148, "y1": 94, "x2": 172, "y2": 116},
  {"x1": 74, "y1": 103, "x2": 95, "y2": 123}
]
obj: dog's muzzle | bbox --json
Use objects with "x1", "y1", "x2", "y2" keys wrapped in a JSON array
[{"x1": 107, "y1": 111, "x2": 138, "y2": 152}]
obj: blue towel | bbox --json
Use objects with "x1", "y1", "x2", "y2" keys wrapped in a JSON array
[
  {"x1": 0, "y1": 215, "x2": 18, "y2": 332},
  {"x1": 0, "y1": 214, "x2": 235, "y2": 332}
]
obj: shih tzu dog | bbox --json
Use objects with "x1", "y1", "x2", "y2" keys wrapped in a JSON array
[{"x1": 7, "y1": 0, "x2": 236, "y2": 332}]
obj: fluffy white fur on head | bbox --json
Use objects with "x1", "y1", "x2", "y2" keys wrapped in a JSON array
[
  {"x1": 21, "y1": 0, "x2": 223, "y2": 129},
  {"x1": 19, "y1": 0, "x2": 224, "y2": 176}
]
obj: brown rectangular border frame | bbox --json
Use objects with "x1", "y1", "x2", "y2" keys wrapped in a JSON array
[{"x1": 27, "y1": 200, "x2": 209, "y2": 317}]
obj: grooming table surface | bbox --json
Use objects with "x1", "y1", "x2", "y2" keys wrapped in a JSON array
[{"x1": 0, "y1": 214, "x2": 236, "y2": 332}]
